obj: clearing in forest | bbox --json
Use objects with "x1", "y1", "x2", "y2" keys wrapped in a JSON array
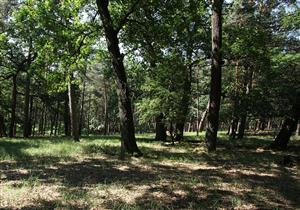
[{"x1": 0, "y1": 133, "x2": 299, "y2": 209}]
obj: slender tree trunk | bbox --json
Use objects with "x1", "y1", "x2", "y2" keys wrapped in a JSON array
[
  {"x1": 0, "y1": 114, "x2": 6, "y2": 137},
  {"x1": 205, "y1": 0, "x2": 224, "y2": 152},
  {"x1": 68, "y1": 77, "x2": 80, "y2": 142},
  {"x1": 267, "y1": 118, "x2": 272, "y2": 130},
  {"x1": 54, "y1": 101, "x2": 60, "y2": 136},
  {"x1": 96, "y1": 0, "x2": 142, "y2": 157},
  {"x1": 23, "y1": 73, "x2": 31, "y2": 138},
  {"x1": 32, "y1": 103, "x2": 37, "y2": 136},
  {"x1": 169, "y1": 122, "x2": 175, "y2": 145},
  {"x1": 199, "y1": 101, "x2": 210, "y2": 132},
  {"x1": 79, "y1": 80, "x2": 86, "y2": 136},
  {"x1": 237, "y1": 116, "x2": 246, "y2": 139},
  {"x1": 43, "y1": 110, "x2": 47, "y2": 135},
  {"x1": 64, "y1": 91, "x2": 71, "y2": 136},
  {"x1": 187, "y1": 122, "x2": 191, "y2": 133},
  {"x1": 9, "y1": 75, "x2": 17, "y2": 138},
  {"x1": 103, "y1": 82, "x2": 109, "y2": 135},
  {"x1": 155, "y1": 113, "x2": 166, "y2": 141},
  {"x1": 39, "y1": 104, "x2": 45, "y2": 135},
  {"x1": 229, "y1": 118, "x2": 238, "y2": 139},
  {"x1": 28, "y1": 96, "x2": 34, "y2": 136},
  {"x1": 87, "y1": 94, "x2": 91, "y2": 136}
]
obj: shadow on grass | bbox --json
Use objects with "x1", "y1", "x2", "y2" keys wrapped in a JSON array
[{"x1": 0, "y1": 135, "x2": 299, "y2": 209}]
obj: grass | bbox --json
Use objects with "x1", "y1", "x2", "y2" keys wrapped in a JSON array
[{"x1": 0, "y1": 132, "x2": 299, "y2": 209}]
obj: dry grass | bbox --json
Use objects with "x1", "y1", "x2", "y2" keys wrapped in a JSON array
[{"x1": 0, "y1": 133, "x2": 299, "y2": 209}]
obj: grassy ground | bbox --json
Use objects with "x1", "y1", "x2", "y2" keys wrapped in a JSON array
[{"x1": 0, "y1": 132, "x2": 299, "y2": 210}]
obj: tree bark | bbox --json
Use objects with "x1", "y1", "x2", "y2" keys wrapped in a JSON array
[
  {"x1": 9, "y1": 74, "x2": 17, "y2": 138},
  {"x1": 205, "y1": 0, "x2": 224, "y2": 152},
  {"x1": 68, "y1": 77, "x2": 80, "y2": 142},
  {"x1": 155, "y1": 113, "x2": 166, "y2": 141},
  {"x1": 23, "y1": 73, "x2": 31, "y2": 138},
  {"x1": 96, "y1": 0, "x2": 142, "y2": 157}
]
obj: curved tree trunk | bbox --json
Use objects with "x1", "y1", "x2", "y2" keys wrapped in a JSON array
[
  {"x1": 205, "y1": 0, "x2": 224, "y2": 152},
  {"x1": 270, "y1": 102, "x2": 300, "y2": 150},
  {"x1": 96, "y1": 0, "x2": 142, "y2": 158}
]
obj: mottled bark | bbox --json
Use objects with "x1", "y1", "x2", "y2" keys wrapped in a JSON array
[{"x1": 205, "y1": 0, "x2": 224, "y2": 152}]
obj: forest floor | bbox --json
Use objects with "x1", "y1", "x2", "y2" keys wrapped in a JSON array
[{"x1": 0, "y1": 132, "x2": 299, "y2": 210}]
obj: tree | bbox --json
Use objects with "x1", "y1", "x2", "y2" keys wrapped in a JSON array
[
  {"x1": 205, "y1": 0, "x2": 224, "y2": 151},
  {"x1": 96, "y1": 0, "x2": 142, "y2": 157}
]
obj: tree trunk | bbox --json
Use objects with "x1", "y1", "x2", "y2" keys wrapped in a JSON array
[
  {"x1": 175, "y1": 122, "x2": 185, "y2": 142},
  {"x1": 237, "y1": 116, "x2": 246, "y2": 139},
  {"x1": 23, "y1": 73, "x2": 31, "y2": 138},
  {"x1": 68, "y1": 77, "x2": 80, "y2": 142},
  {"x1": 64, "y1": 91, "x2": 71, "y2": 136},
  {"x1": 31, "y1": 103, "x2": 37, "y2": 136},
  {"x1": 199, "y1": 101, "x2": 210, "y2": 132},
  {"x1": 39, "y1": 104, "x2": 45, "y2": 135},
  {"x1": 0, "y1": 114, "x2": 6, "y2": 137},
  {"x1": 28, "y1": 96, "x2": 34, "y2": 136},
  {"x1": 79, "y1": 80, "x2": 86, "y2": 136},
  {"x1": 54, "y1": 101, "x2": 60, "y2": 136},
  {"x1": 267, "y1": 118, "x2": 272, "y2": 130},
  {"x1": 205, "y1": 0, "x2": 224, "y2": 152},
  {"x1": 270, "y1": 102, "x2": 300, "y2": 150},
  {"x1": 155, "y1": 113, "x2": 166, "y2": 141},
  {"x1": 229, "y1": 118, "x2": 238, "y2": 139},
  {"x1": 9, "y1": 75, "x2": 17, "y2": 138},
  {"x1": 96, "y1": 0, "x2": 142, "y2": 157},
  {"x1": 103, "y1": 82, "x2": 109, "y2": 135}
]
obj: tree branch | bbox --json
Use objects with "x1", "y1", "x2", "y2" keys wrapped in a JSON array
[{"x1": 116, "y1": 0, "x2": 141, "y2": 33}]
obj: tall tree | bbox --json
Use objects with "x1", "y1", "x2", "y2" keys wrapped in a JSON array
[
  {"x1": 205, "y1": 0, "x2": 224, "y2": 151},
  {"x1": 96, "y1": 0, "x2": 142, "y2": 157}
]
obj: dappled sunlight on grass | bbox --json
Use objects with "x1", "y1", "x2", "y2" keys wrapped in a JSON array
[{"x1": 0, "y1": 133, "x2": 299, "y2": 209}]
